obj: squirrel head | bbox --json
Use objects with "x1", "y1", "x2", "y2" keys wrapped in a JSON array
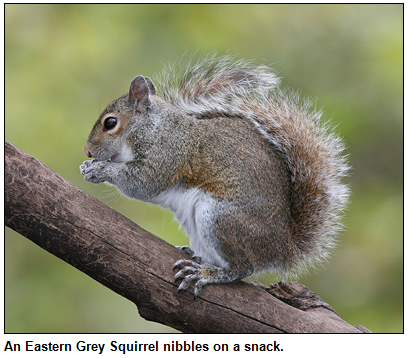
[{"x1": 84, "y1": 75, "x2": 156, "y2": 162}]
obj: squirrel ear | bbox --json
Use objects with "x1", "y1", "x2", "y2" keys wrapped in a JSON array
[
  {"x1": 144, "y1": 77, "x2": 156, "y2": 95},
  {"x1": 128, "y1": 75, "x2": 153, "y2": 108}
]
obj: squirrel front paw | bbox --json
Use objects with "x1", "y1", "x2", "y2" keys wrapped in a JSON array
[{"x1": 80, "y1": 159, "x2": 110, "y2": 184}]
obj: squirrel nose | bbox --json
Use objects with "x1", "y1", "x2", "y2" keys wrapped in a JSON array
[{"x1": 84, "y1": 144, "x2": 93, "y2": 158}]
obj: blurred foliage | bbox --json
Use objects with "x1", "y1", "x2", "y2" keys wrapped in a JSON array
[{"x1": 5, "y1": 4, "x2": 402, "y2": 333}]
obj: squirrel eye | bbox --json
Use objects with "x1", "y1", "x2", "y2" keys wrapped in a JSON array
[{"x1": 104, "y1": 117, "x2": 117, "y2": 131}]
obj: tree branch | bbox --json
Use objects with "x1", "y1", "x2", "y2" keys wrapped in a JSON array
[{"x1": 4, "y1": 140, "x2": 370, "y2": 333}]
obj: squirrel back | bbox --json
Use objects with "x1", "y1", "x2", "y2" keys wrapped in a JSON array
[{"x1": 157, "y1": 55, "x2": 350, "y2": 276}]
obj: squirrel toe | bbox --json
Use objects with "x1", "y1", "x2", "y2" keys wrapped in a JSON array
[{"x1": 173, "y1": 259, "x2": 208, "y2": 295}]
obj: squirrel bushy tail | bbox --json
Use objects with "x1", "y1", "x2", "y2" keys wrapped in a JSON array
[{"x1": 157, "y1": 54, "x2": 350, "y2": 276}]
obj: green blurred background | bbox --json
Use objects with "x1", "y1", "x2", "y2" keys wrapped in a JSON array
[{"x1": 5, "y1": 4, "x2": 403, "y2": 333}]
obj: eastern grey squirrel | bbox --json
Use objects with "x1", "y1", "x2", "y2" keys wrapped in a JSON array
[{"x1": 80, "y1": 55, "x2": 350, "y2": 296}]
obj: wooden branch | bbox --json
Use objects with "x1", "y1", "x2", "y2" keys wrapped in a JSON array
[{"x1": 5, "y1": 140, "x2": 371, "y2": 333}]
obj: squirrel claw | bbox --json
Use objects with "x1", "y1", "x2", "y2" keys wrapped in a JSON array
[
  {"x1": 176, "y1": 245, "x2": 195, "y2": 256},
  {"x1": 174, "y1": 265, "x2": 198, "y2": 280},
  {"x1": 173, "y1": 259, "x2": 206, "y2": 296},
  {"x1": 175, "y1": 247, "x2": 203, "y2": 264},
  {"x1": 177, "y1": 274, "x2": 198, "y2": 291},
  {"x1": 173, "y1": 259, "x2": 200, "y2": 271}
]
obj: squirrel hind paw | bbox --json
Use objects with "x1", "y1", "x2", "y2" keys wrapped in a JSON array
[
  {"x1": 175, "y1": 246, "x2": 203, "y2": 264},
  {"x1": 173, "y1": 259, "x2": 208, "y2": 296},
  {"x1": 175, "y1": 245, "x2": 195, "y2": 256}
]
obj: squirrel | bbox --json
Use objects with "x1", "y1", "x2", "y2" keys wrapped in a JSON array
[{"x1": 80, "y1": 55, "x2": 350, "y2": 296}]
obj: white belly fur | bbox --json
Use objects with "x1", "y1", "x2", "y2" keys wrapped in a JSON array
[{"x1": 150, "y1": 182, "x2": 229, "y2": 268}]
